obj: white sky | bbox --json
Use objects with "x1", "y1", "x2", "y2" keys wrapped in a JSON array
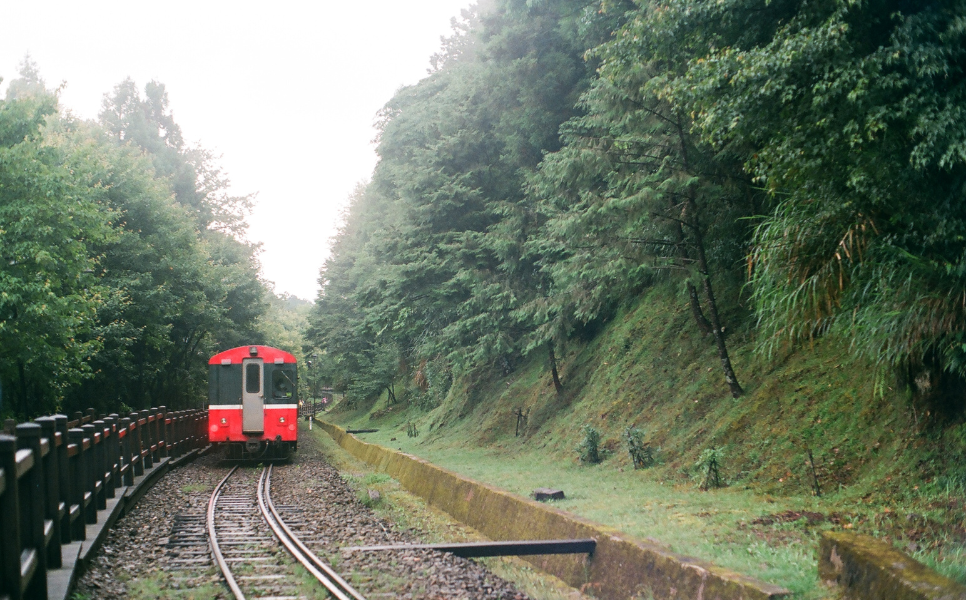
[{"x1": 2, "y1": 0, "x2": 474, "y2": 300}]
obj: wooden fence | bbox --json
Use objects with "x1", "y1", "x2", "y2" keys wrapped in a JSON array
[
  {"x1": 298, "y1": 399, "x2": 327, "y2": 419},
  {"x1": 0, "y1": 407, "x2": 207, "y2": 600}
]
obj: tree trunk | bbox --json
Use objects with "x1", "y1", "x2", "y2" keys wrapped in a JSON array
[
  {"x1": 668, "y1": 215, "x2": 713, "y2": 335},
  {"x1": 548, "y1": 342, "x2": 563, "y2": 395},
  {"x1": 687, "y1": 281, "x2": 713, "y2": 335},
  {"x1": 689, "y1": 202, "x2": 744, "y2": 398},
  {"x1": 674, "y1": 117, "x2": 744, "y2": 398}
]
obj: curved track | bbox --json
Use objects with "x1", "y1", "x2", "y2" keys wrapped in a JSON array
[{"x1": 208, "y1": 465, "x2": 367, "y2": 600}]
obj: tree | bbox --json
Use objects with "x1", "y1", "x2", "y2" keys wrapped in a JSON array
[
  {"x1": 661, "y1": 0, "x2": 966, "y2": 402},
  {"x1": 99, "y1": 79, "x2": 253, "y2": 234},
  {"x1": 528, "y1": 9, "x2": 757, "y2": 398},
  {"x1": 308, "y1": 1, "x2": 641, "y2": 400},
  {"x1": 85, "y1": 78, "x2": 267, "y2": 408},
  {"x1": 0, "y1": 71, "x2": 112, "y2": 415}
]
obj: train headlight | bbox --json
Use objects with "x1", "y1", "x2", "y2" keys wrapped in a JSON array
[
  {"x1": 279, "y1": 416, "x2": 286, "y2": 424},
  {"x1": 210, "y1": 424, "x2": 219, "y2": 432},
  {"x1": 220, "y1": 418, "x2": 227, "y2": 425}
]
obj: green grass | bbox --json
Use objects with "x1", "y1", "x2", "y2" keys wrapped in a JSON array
[
  {"x1": 342, "y1": 427, "x2": 833, "y2": 597},
  {"x1": 124, "y1": 571, "x2": 224, "y2": 600},
  {"x1": 180, "y1": 483, "x2": 208, "y2": 494}
]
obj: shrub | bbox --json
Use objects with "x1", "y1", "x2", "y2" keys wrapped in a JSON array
[
  {"x1": 624, "y1": 427, "x2": 655, "y2": 469},
  {"x1": 577, "y1": 425, "x2": 602, "y2": 464},
  {"x1": 695, "y1": 446, "x2": 726, "y2": 490}
]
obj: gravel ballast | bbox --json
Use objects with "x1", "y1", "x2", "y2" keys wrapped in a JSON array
[{"x1": 74, "y1": 429, "x2": 532, "y2": 599}]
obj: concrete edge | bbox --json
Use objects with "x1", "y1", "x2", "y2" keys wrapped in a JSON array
[
  {"x1": 320, "y1": 421, "x2": 790, "y2": 600},
  {"x1": 47, "y1": 447, "x2": 211, "y2": 600},
  {"x1": 818, "y1": 531, "x2": 966, "y2": 600}
]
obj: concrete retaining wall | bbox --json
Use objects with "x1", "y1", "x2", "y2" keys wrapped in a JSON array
[
  {"x1": 819, "y1": 531, "x2": 966, "y2": 600},
  {"x1": 320, "y1": 422, "x2": 788, "y2": 600}
]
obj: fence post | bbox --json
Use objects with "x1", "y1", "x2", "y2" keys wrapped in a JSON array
[
  {"x1": 15, "y1": 423, "x2": 48, "y2": 598},
  {"x1": 83, "y1": 423, "x2": 106, "y2": 511},
  {"x1": 0, "y1": 433, "x2": 23, "y2": 600},
  {"x1": 92, "y1": 419, "x2": 113, "y2": 503},
  {"x1": 120, "y1": 417, "x2": 134, "y2": 486},
  {"x1": 184, "y1": 410, "x2": 198, "y2": 450},
  {"x1": 181, "y1": 411, "x2": 189, "y2": 454},
  {"x1": 66, "y1": 428, "x2": 86, "y2": 540},
  {"x1": 169, "y1": 411, "x2": 179, "y2": 458},
  {"x1": 34, "y1": 417, "x2": 63, "y2": 568},
  {"x1": 105, "y1": 415, "x2": 120, "y2": 494},
  {"x1": 191, "y1": 411, "x2": 199, "y2": 449},
  {"x1": 130, "y1": 412, "x2": 144, "y2": 477},
  {"x1": 53, "y1": 414, "x2": 71, "y2": 544},
  {"x1": 71, "y1": 427, "x2": 96, "y2": 526},
  {"x1": 139, "y1": 410, "x2": 153, "y2": 470},
  {"x1": 158, "y1": 406, "x2": 168, "y2": 459},
  {"x1": 151, "y1": 408, "x2": 161, "y2": 464}
]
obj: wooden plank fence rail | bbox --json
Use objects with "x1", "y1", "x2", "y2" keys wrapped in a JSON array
[{"x1": 0, "y1": 406, "x2": 207, "y2": 600}]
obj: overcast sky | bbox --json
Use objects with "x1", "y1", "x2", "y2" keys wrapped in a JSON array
[{"x1": 2, "y1": 0, "x2": 474, "y2": 300}]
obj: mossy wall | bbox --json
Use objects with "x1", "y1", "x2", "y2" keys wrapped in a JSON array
[
  {"x1": 819, "y1": 531, "x2": 966, "y2": 600},
  {"x1": 322, "y1": 421, "x2": 788, "y2": 600}
]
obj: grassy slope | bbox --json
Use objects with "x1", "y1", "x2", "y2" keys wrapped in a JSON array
[{"x1": 326, "y1": 282, "x2": 966, "y2": 598}]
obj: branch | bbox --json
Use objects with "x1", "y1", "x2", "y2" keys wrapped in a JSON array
[{"x1": 649, "y1": 211, "x2": 694, "y2": 229}]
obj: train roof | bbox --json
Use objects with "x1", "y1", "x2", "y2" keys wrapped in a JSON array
[{"x1": 209, "y1": 345, "x2": 297, "y2": 365}]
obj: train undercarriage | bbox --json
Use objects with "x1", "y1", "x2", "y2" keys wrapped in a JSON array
[{"x1": 222, "y1": 436, "x2": 297, "y2": 461}]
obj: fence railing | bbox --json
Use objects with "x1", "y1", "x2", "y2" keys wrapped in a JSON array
[
  {"x1": 0, "y1": 406, "x2": 207, "y2": 600},
  {"x1": 298, "y1": 400, "x2": 327, "y2": 419}
]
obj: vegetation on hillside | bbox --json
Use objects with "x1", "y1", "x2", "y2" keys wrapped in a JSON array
[
  {"x1": 327, "y1": 285, "x2": 966, "y2": 594},
  {"x1": 309, "y1": 2, "x2": 966, "y2": 589},
  {"x1": 309, "y1": 0, "x2": 966, "y2": 422}
]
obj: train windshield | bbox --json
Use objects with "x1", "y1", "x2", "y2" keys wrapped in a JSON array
[{"x1": 272, "y1": 366, "x2": 296, "y2": 401}]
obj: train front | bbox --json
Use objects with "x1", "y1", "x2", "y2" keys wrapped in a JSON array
[{"x1": 208, "y1": 345, "x2": 298, "y2": 460}]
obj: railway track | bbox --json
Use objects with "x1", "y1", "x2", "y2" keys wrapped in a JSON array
[{"x1": 208, "y1": 464, "x2": 367, "y2": 600}]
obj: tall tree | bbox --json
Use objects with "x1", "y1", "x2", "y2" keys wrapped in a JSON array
[
  {"x1": 0, "y1": 67, "x2": 112, "y2": 415},
  {"x1": 529, "y1": 9, "x2": 757, "y2": 398},
  {"x1": 657, "y1": 0, "x2": 966, "y2": 402}
]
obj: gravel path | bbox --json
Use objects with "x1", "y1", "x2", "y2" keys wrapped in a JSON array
[{"x1": 74, "y1": 430, "x2": 530, "y2": 599}]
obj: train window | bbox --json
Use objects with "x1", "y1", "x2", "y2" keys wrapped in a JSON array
[
  {"x1": 272, "y1": 367, "x2": 295, "y2": 400},
  {"x1": 245, "y1": 363, "x2": 261, "y2": 393}
]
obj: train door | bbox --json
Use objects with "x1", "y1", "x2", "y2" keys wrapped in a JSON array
[{"x1": 242, "y1": 357, "x2": 264, "y2": 433}]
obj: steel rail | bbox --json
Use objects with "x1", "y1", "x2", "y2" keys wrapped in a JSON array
[
  {"x1": 258, "y1": 464, "x2": 367, "y2": 600},
  {"x1": 206, "y1": 465, "x2": 247, "y2": 600}
]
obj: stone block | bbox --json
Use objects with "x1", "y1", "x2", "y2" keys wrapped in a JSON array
[{"x1": 819, "y1": 531, "x2": 966, "y2": 600}]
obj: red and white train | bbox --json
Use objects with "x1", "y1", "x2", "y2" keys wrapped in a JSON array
[{"x1": 207, "y1": 345, "x2": 298, "y2": 460}]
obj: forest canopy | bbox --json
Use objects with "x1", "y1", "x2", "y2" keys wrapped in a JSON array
[
  {"x1": 308, "y1": 0, "x2": 966, "y2": 413},
  {"x1": 0, "y1": 59, "x2": 277, "y2": 417}
]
